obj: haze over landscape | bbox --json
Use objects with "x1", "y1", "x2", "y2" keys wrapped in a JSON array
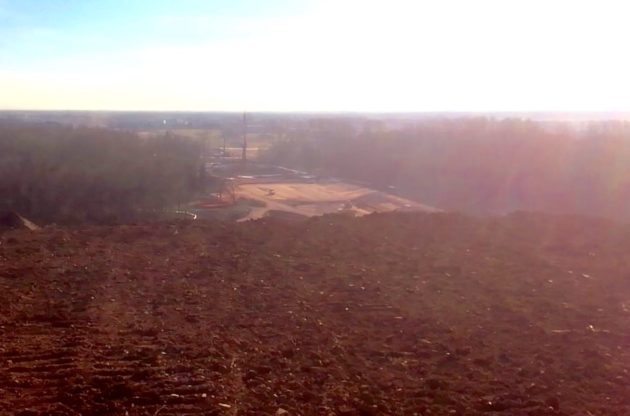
[{"x1": 2, "y1": 1, "x2": 630, "y2": 415}]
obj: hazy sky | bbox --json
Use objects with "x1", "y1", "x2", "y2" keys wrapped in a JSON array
[{"x1": 1, "y1": 0, "x2": 629, "y2": 111}]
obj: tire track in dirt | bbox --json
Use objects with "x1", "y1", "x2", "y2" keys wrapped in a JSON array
[
  {"x1": 0, "y1": 263, "x2": 97, "y2": 415},
  {"x1": 2, "y1": 216, "x2": 630, "y2": 415}
]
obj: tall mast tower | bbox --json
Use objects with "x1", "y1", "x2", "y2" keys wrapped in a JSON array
[{"x1": 241, "y1": 112, "x2": 247, "y2": 163}]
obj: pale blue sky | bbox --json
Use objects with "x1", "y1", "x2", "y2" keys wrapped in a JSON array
[
  {"x1": 1, "y1": 0, "x2": 629, "y2": 111},
  {"x1": 1, "y1": 0, "x2": 305, "y2": 68}
]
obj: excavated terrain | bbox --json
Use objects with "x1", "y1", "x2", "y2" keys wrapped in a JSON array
[{"x1": 1, "y1": 212, "x2": 629, "y2": 415}]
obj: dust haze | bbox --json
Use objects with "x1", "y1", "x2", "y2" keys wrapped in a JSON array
[{"x1": 2, "y1": 0, "x2": 630, "y2": 414}]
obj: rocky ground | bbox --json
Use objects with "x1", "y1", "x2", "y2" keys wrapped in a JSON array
[{"x1": 1, "y1": 212, "x2": 629, "y2": 415}]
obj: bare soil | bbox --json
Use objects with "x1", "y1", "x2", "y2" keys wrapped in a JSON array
[
  {"x1": 1, "y1": 212, "x2": 629, "y2": 415},
  {"x1": 236, "y1": 181, "x2": 438, "y2": 220}
]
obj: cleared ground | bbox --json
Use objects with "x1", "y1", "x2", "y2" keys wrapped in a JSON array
[
  {"x1": 1, "y1": 212, "x2": 629, "y2": 415},
  {"x1": 236, "y1": 181, "x2": 439, "y2": 220}
]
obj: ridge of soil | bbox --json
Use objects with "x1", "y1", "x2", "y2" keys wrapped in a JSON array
[{"x1": 0, "y1": 212, "x2": 629, "y2": 415}]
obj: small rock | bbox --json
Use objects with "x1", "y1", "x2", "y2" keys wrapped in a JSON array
[
  {"x1": 337, "y1": 405, "x2": 355, "y2": 415},
  {"x1": 545, "y1": 396, "x2": 560, "y2": 410},
  {"x1": 478, "y1": 399, "x2": 512, "y2": 412}
]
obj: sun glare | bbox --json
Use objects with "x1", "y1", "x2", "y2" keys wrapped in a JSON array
[{"x1": 1, "y1": 0, "x2": 629, "y2": 111}]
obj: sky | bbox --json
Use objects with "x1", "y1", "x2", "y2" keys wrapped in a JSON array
[{"x1": 0, "y1": 0, "x2": 629, "y2": 112}]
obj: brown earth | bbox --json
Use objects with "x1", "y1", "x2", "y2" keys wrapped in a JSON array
[
  {"x1": 0, "y1": 212, "x2": 629, "y2": 415},
  {"x1": 236, "y1": 181, "x2": 439, "y2": 220}
]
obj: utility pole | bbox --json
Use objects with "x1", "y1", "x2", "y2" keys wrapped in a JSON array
[{"x1": 241, "y1": 112, "x2": 247, "y2": 163}]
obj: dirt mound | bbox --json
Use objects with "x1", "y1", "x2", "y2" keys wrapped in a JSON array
[
  {"x1": 1, "y1": 212, "x2": 629, "y2": 415},
  {"x1": 263, "y1": 209, "x2": 308, "y2": 222},
  {"x1": 0, "y1": 211, "x2": 39, "y2": 231}
]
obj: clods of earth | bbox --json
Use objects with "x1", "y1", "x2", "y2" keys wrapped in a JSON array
[{"x1": 0, "y1": 212, "x2": 629, "y2": 415}]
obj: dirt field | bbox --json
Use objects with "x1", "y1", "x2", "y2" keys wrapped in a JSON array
[
  {"x1": 1, "y1": 212, "x2": 630, "y2": 415},
  {"x1": 236, "y1": 181, "x2": 439, "y2": 220}
]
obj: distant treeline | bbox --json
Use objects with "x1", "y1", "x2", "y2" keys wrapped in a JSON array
[
  {"x1": 0, "y1": 122, "x2": 210, "y2": 224},
  {"x1": 262, "y1": 118, "x2": 630, "y2": 222}
]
